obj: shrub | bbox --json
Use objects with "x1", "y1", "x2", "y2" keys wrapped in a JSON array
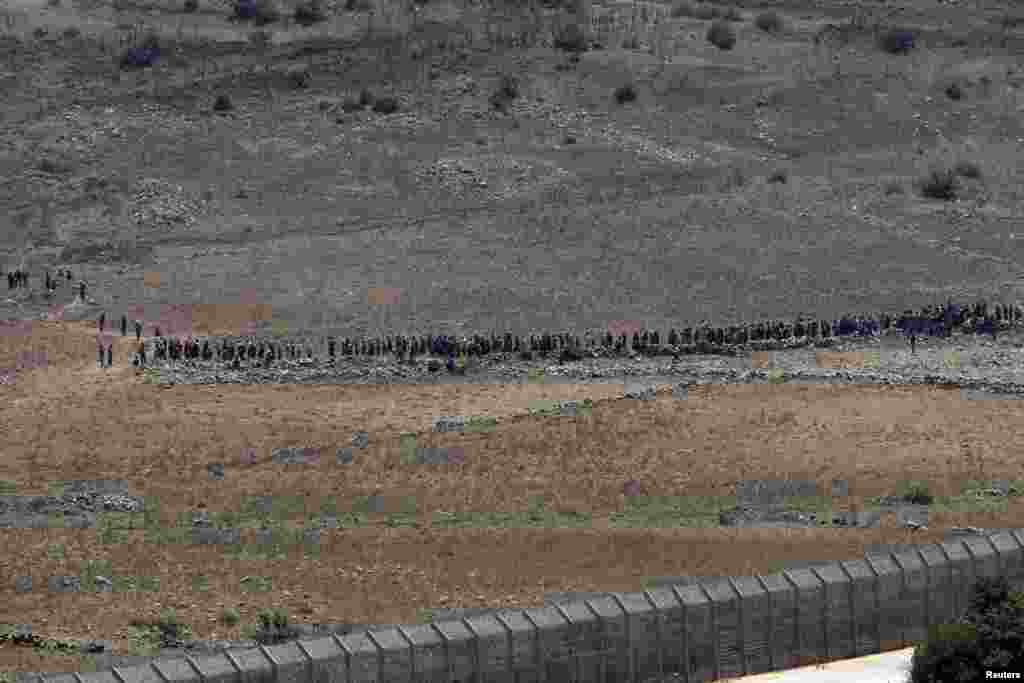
[
  {"x1": 372, "y1": 96, "x2": 399, "y2": 114},
  {"x1": 61, "y1": 27, "x2": 80, "y2": 39},
  {"x1": 954, "y1": 160, "x2": 982, "y2": 179},
  {"x1": 767, "y1": 169, "x2": 787, "y2": 183},
  {"x1": 47, "y1": 0, "x2": 61, "y2": 6},
  {"x1": 613, "y1": 83, "x2": 637, "y2": 104},
  {"x1": 901, "y1": 481, "x2": 933, "y2": 505},
  {"x1": 721, "y1": 6, "x2": 742, "y2": 22},
  {"x1": 884, "y1": 180, "x2": 904, "y2": 195},
  {"x1": 248, "y1": 608, "x2": 298, "y2": 645},
  {"x1": 755, "y1": 11, "x2": 782, "y2": 32},
  {"x1": 909, "y1": 622, "x2": 983, "y2": 683},
  {"x1": 340, "y1": 98, "x2": 362, "y2": 112},
  {"x1": 553, "y1": 23, "x2": 587, "y2": 52},
  {"x1": 293, "y1": 0, "x2": 325, "y2": 25},
  {"x1": 358, "y1": 88, "x2": 375, "y2": 107},
  {"x1": 706, "y1": 20, "x2": 736, "y2": 49},
  {"x1": 945, "y1": 82, "x2": 963, "y2": 100},
  {"x1": 184, "y1": 0, "x2": 198, "y2": 12},
  {"x1": 919, "y1": 168, "x2": 957, "y2": 200},
  {"x1": 33, "y1": 27, "x2": 48, "y2": 38},
  {"x1": 219, "y1": 608, "x2": 241, "y2": 626},
  {"x1": 879, "y1": 28, "x2": 914, "y2": 54},
  {"x1": 212, "y1": 94, "x2": 234, "y2": 111}
]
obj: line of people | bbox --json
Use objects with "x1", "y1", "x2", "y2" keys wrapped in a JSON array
[{"x1": 102, "y1": 297, "x2": 1021, "y2": 372}]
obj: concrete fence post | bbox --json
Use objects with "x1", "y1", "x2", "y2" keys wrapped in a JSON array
[
  {"x1": 725, "y1": 578, "x2": 748, "y2": 677},
  {"x1": 836, "y1": 563, "x2": 858, "y2": 659},
  {"x1": 641, "y1": 591, "x2": 666, "y2": 680},
  {"x1": 778, "y1": 572, "x2": 801, "y2": 666},
  {"x1": 696, "y1": 582, "x2": 720, "y2": 681},
  {"x1": 754, "y1": 575, "x2": 775, "y2": 671}
]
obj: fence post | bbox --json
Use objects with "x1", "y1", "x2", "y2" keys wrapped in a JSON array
[
  {"x1": 754, "y1": 575, "x2": 775, "y2": 670},
  {"x1": 726, "y1": 577, "x2": 748, "y2": 677},
  {"x1": 779, "y1": 572, "x2": 801, "y2": 668},
  {"x1": 696, "y1": 583, "x2": 720, "y2": 681}
]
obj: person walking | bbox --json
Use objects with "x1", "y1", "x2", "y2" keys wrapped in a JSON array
[
  {"x1": 138, "y1": 341, "x2": 147, "y2": 367},
  {"x1": 97, "y1": 342, "x2": 104, "y2": 368},
  {"x1": 909, "y1": 332, "x2": 917, "y2": 355},
  {"x1": 106, "y1": 344, "x2": 112, "y2": 369},
  {"x1": 135, "y1": 321, "x2": 142, "y2": 341},
  {"x1": 99, "y1": 312, "x2": 105, "y2": 332},
  {"x1": 120, "y1": 315, "x2": 127, "y2": 337},
  {"x1": 79, "y1": 282, "x2": 86, "y2": 301}
]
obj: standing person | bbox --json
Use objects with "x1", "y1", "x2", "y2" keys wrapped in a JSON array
[
  {"x1": 66, "y1": 270, "x2": 71, "y2": 282},
  {"x1": 79, "y1": 282, "x2": 86, "y2": 301},
  {"x1": 120, "y1": 315, "x2": 127, "y2": 337},
  {"x1": 135, "y1": 321, "x2": 142, "y2": 341},
  {"x1": 97, "y1": 341, "x2": 104, "y2": 368},
  {"x1": 106, "y1": 344, "x2": 112, "y2": 369},
  {"x1": 138, "y1": 341, "x2": 147, "y2": 367},
  {"x1": 99, "y1": 312, "x2": 105, "y2": 332},
  {"x1": 909, "y1": 332, "x2": 917, "y2": 355},
  {"x1": 6, "y1": 272, "x2": 12, "y2": 290}
]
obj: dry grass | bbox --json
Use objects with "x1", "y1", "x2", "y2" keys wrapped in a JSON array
[{"x1": 2, "y1": 321, "x2": 1024, "y2": 672}]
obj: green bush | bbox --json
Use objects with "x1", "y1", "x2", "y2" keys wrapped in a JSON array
[
  {"x1": 755, "y1": 11, "x2": 782, "y2": 32},
  {"x1": 220, "y1": 607, "x2": 241, "y2": 626},
  {"x1": 706, "y1": 20, "x2": 736, "y2": 49},
  {"x1": 614, "y1": 83, "x2": 637, "y2": 104},
  {"x1": 909, "y1": 622, "x2": 983, "y2": 682},
  {"x1": 249, "y1": 608, "x2": 298, "y2": 645},
  {"x1": 919, "y1": 168, "x2": 958, "y2": 200}
]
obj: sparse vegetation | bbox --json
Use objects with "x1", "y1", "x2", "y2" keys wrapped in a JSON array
[
  {"x1": 919, "y1": 168, "x2": 958, "y2": 200},
  {"x1": 755, "y1": 11, "x2": 782, "y2": 33},
  {"x1": 243, "y1": 608, "x2": 299, "y2": 645},
  {"x1": 706, "y1": 20, "x2": 736, "y2": 49},
  {"x1": 879, "y1": 27, "x2": 915, "y2": 54},
  {"x1": 614, "y1": 83, "x2": 637, "y2": 104}
]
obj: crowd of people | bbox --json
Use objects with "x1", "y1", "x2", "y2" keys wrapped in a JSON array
[
  {"x1": 1, "y1": 265, "x2": 1016, "y2": 372},
  {"x1": 107, "y1": 299, "x2": 1017, "y2": 372}
]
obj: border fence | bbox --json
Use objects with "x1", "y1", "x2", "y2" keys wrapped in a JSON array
[{"x1": 24, "y1": 528, "x2": 1024, "y2": 683}]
